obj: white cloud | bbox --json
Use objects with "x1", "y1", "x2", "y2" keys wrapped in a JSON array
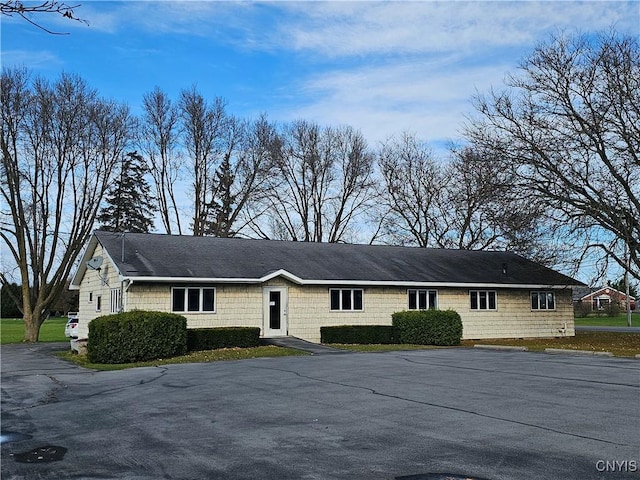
[
  {"x1": 79, "y1": 0, "x2": 253, "y2": 36},
  {"x1": 272, "y1": 59, "x2": 513, "y2": 147},
  {"x1": 7, "y1": 0, "x2": 636, "y2": 150},
  {"x1": 0, "y1": 50, "x2": 64, "y2": 71},
  {"x1": 257, "y1": 1, "x2": 639, "y2": 146},
  {"x1": 266, "y1": 1, "x2": 638, "y2": 57},
  {"x1": 77, "y1": 1, "x2": 638, "y2": 55}
]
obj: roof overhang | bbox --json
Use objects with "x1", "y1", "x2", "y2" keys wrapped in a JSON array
[
  {"x1": 120, "y1": 269, "x2": 576, "y2": 289},
  {"x1": 70, "y1": 235, "x2": 101, "y2": 290},
  {"x1": 70, "y1": 234, "x2": 122, "y2": 290}
]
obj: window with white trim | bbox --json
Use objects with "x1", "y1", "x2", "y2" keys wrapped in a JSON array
[
  {"x1": 470, "y1": 290, "x2": 497, "y2": 310},
  {"x1": 88, "y1": 292, "x2": 93, "y2": 303},
  {"x1": 330, "y1": 288, "x2": 363, "y2": 311},
  {"x1": 408, "y1": 289, "x2": 438, "y2": 310},
  {"x1": 95, "y1": 295, "x2": 102, "y2": 312},
  {"x1": 110, "y1": 288, "x2": 122, "y2": 313},
  {"x1": 531, "y1": 291, "x2": 555, "y2": 310},
  {"x1": 172, "y1": 287, "x2": 216, "y2": 313}
]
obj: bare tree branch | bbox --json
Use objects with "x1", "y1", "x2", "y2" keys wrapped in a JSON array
[
  {"x1": 466, "y1": 30, "x2": 639, "y2": 280},
  {"x1": 1, "y1": 67, "x2": 132, "y2": 341},
  {"x1": 255, "y1": 121, "x2": 375, "y2": 243},
  {"x1": 1, "y1": 1, "x2": 88, "y2": 34}
]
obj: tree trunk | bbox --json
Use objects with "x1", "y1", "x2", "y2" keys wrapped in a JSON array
[{"x1": 22, "y1": 311, "x2": 44, "y2": 343}]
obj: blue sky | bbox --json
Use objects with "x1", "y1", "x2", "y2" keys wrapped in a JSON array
[
  {"x1": 2, "y1": 1, "x2": 638, "y2": 283},
  {"x1": 3, "y1": 0, "x2": 638, "y2": 152}
]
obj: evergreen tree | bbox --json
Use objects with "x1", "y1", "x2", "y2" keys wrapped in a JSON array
[
  {"x1": 1, "y1": 282, "x2": 22, "y2": 318},
  {"x1": 203, "y1": 153, "x2": 237, "y2": 237},
  {"x1": 609, "y1": 277, "x2": 638, "y2": 298},
  {"x1": 97, "y1": 151, "x2": 156, "y2": 233}
]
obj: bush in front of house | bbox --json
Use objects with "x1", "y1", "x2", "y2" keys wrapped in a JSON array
[
  {"x1": 573, "y1": 301, "x2": 591, "y2": 318},
  {"x1": 392, "y1": 310, "x2": 463, "y2": 346},
  {"x1": 187, "y1": 327, "x2": 261, "y2": 351},
  {"x1": 603, "y1": 302, "x2": 621, "y2": 317},
  {"x1": 320, "y1": 325, "x2": 397, "y2": 344},
  {"x1": 87, "y1": 311, "x2": 187, "y2": 364}
]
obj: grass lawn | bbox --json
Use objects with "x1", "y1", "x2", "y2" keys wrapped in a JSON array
[
  {"x1": 1, "y1": 317, "x2": 68, "y2": 344},
  {"x1": 574, "y1": 312, "x2": 639, "y2": 327},
  {"x1": 57, "y1": 345, "x2": 308, "y2": 371},
  {"x1": 464, "y1": 331, "x2": 640, "y2": 357}
]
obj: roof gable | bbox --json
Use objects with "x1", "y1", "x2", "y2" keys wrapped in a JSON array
[
  {"x1": 580, "y1": 286, "x2": 635, "y2": 301},
  {"x1": 70, "y1": 234, "x2": 121, "y2": 289},
  {"x1": 82, "y1": 231, "x2": 582, "y2": 288}
]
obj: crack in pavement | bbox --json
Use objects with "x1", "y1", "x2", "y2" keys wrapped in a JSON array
[
  {"x1": 250, "y1": 364, "x2": 635, "y2": 448},
  {"x1": 69, "y1": 366, "x2": 171, "y2": 401},
  {"x1": 2, "y1": 367, "x2": 170, "y2": 414},
  {"x1": 395, "y1": 355, "x2": 640, "y2": 388}
]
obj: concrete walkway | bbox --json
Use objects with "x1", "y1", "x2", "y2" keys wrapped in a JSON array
[{"x1": 260, "y1": 336, "x2": 352, "y2": 354}]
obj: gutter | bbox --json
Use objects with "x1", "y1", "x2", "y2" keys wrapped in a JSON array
[{"x1": 120, "y1": 273, "x2": 578, "y2": 290}]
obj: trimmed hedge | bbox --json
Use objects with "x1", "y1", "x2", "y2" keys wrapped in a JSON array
[
  {"x1": 320, "y1": 325, "x2": 397, "y2": 344},
  {"x1": 187, "y1": 327, "x2": 261, "y2": 351},
  {"x1": 87, "y1": 311, "x2": 187, "y2": 364},
  {"x1": 392, "y1": 310, "x2": 463, "y2": 346}
]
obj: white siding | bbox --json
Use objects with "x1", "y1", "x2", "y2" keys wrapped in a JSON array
[{"x1": 76, "y1": 244, "x2": 123, "y2": 339}]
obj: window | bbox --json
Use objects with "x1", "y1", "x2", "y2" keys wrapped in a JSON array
[
  {"x1": 330, "y1": 289, "x2": 363, "y2": 311},
  {"x1": 172, "y1": 287, "x2": 215, "y2": 313},
  {"x1": 95, "y1": 295, "x2": 102, "y2": 312},
  {"x1": 408, "y1": 289, "x2": 438, "y2": 310},
  {"x1": 88, "y1": 292, "x2": 93, "y2": 303},
  {"x1": 110, "y1": 288, "x2": 122, "y2": 313},
  {"x1": 470, "y1": 290, "x2": 497, "y2": 310},
  {"x1": 531, "y1": 291, "x2": 555, "y2": 310}
]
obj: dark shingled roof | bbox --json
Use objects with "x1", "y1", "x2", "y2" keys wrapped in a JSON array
[{"x1": 83, "y1": 231, "x2": 581, "y2": 287}]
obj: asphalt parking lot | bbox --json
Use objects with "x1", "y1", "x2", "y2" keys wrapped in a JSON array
[{"x1": 1, "y1": 343, "x2": 639, "y2": 480}]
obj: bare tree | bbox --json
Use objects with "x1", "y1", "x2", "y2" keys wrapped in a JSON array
[
  {"x1": 139, "y1": 87, "x2": 183, "y2": 234},
  {"x1": 327, "y1": 126, "x2": 376, "y2": 242},
  {"x1": 377, "y1": 132, "x2": 448, "y2": 247},
  {"x1": 203, "y1": 115, "x2": 278, "y2": 237},
  {"x1": 179, "y1": 87, "x2": 227, "y2": 236},
  {"x1": 467, "y1": 31, "x2": 639, "y2": 280},
  {"x1": 256, "y1": 121, "x2": 375, "y2": 242},
  {"x1": 0, "y1": 68, "x2": 131, "y2": 341},
  {"x1": 376, "y1": 135, "x2": 562, "y2": 263},
  {"x1": 1, "y1": 1, "x2": 87, "y2": 34},
  {"x1": 443, "y1": 147, "x2": 565, "y2": 265}
]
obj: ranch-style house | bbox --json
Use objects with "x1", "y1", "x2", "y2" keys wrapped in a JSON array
[{"x1": 70, "y1": 231, "x2": 582, "y2": 343}]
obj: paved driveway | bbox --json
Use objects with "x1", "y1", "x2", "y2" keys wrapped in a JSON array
[{"x1": 1, "y1": 343, "x2": 639, "y2": 480}]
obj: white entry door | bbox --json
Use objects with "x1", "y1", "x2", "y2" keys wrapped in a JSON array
[{"x1": 263, "y1": 287, "x2": 288, "y2": 337}]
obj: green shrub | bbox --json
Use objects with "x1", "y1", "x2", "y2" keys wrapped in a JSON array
[
  {"x1": 320, "y1": 325, "x2": 397, "y2": 344},
  {"x1": 392, "y1": 310, "x2": 462, "y2": 346},
  {"x1": 187, "y1": 327, "x2": 260, "y2": 351},
  {"x1": 87, "y1": 311, "x2": 187, "y2": 364}
]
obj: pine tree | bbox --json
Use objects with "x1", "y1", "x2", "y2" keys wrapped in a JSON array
[
  {"x1": 609, "y1": 277, "x2": 638, "y2": 298},
  {"x1": 97, "y1": 151, "x2": 156, "y2": 233},
  {"x1": 203, "y1": 153, "x2": 237, "y2": 237}
]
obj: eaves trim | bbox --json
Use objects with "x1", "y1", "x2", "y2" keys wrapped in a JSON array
[{"x1": 121, "y1": 272, "x2": 577, "y2": 290}]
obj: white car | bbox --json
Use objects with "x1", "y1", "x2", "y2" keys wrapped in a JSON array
[{"x1": 64, "y1": 313, "x2": 79, "y2": 339}]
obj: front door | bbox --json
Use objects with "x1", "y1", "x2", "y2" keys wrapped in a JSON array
[{"x1": 263, "y1": 287, "x2": 287, "y2": 337}]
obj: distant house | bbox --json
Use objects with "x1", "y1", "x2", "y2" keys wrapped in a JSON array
[
  {"x1": 574, "y1": 286, "x2": 636, "y2": 312},
  {"x1": 70, "y1": 231, "x2": 583, "y2": 343}
]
